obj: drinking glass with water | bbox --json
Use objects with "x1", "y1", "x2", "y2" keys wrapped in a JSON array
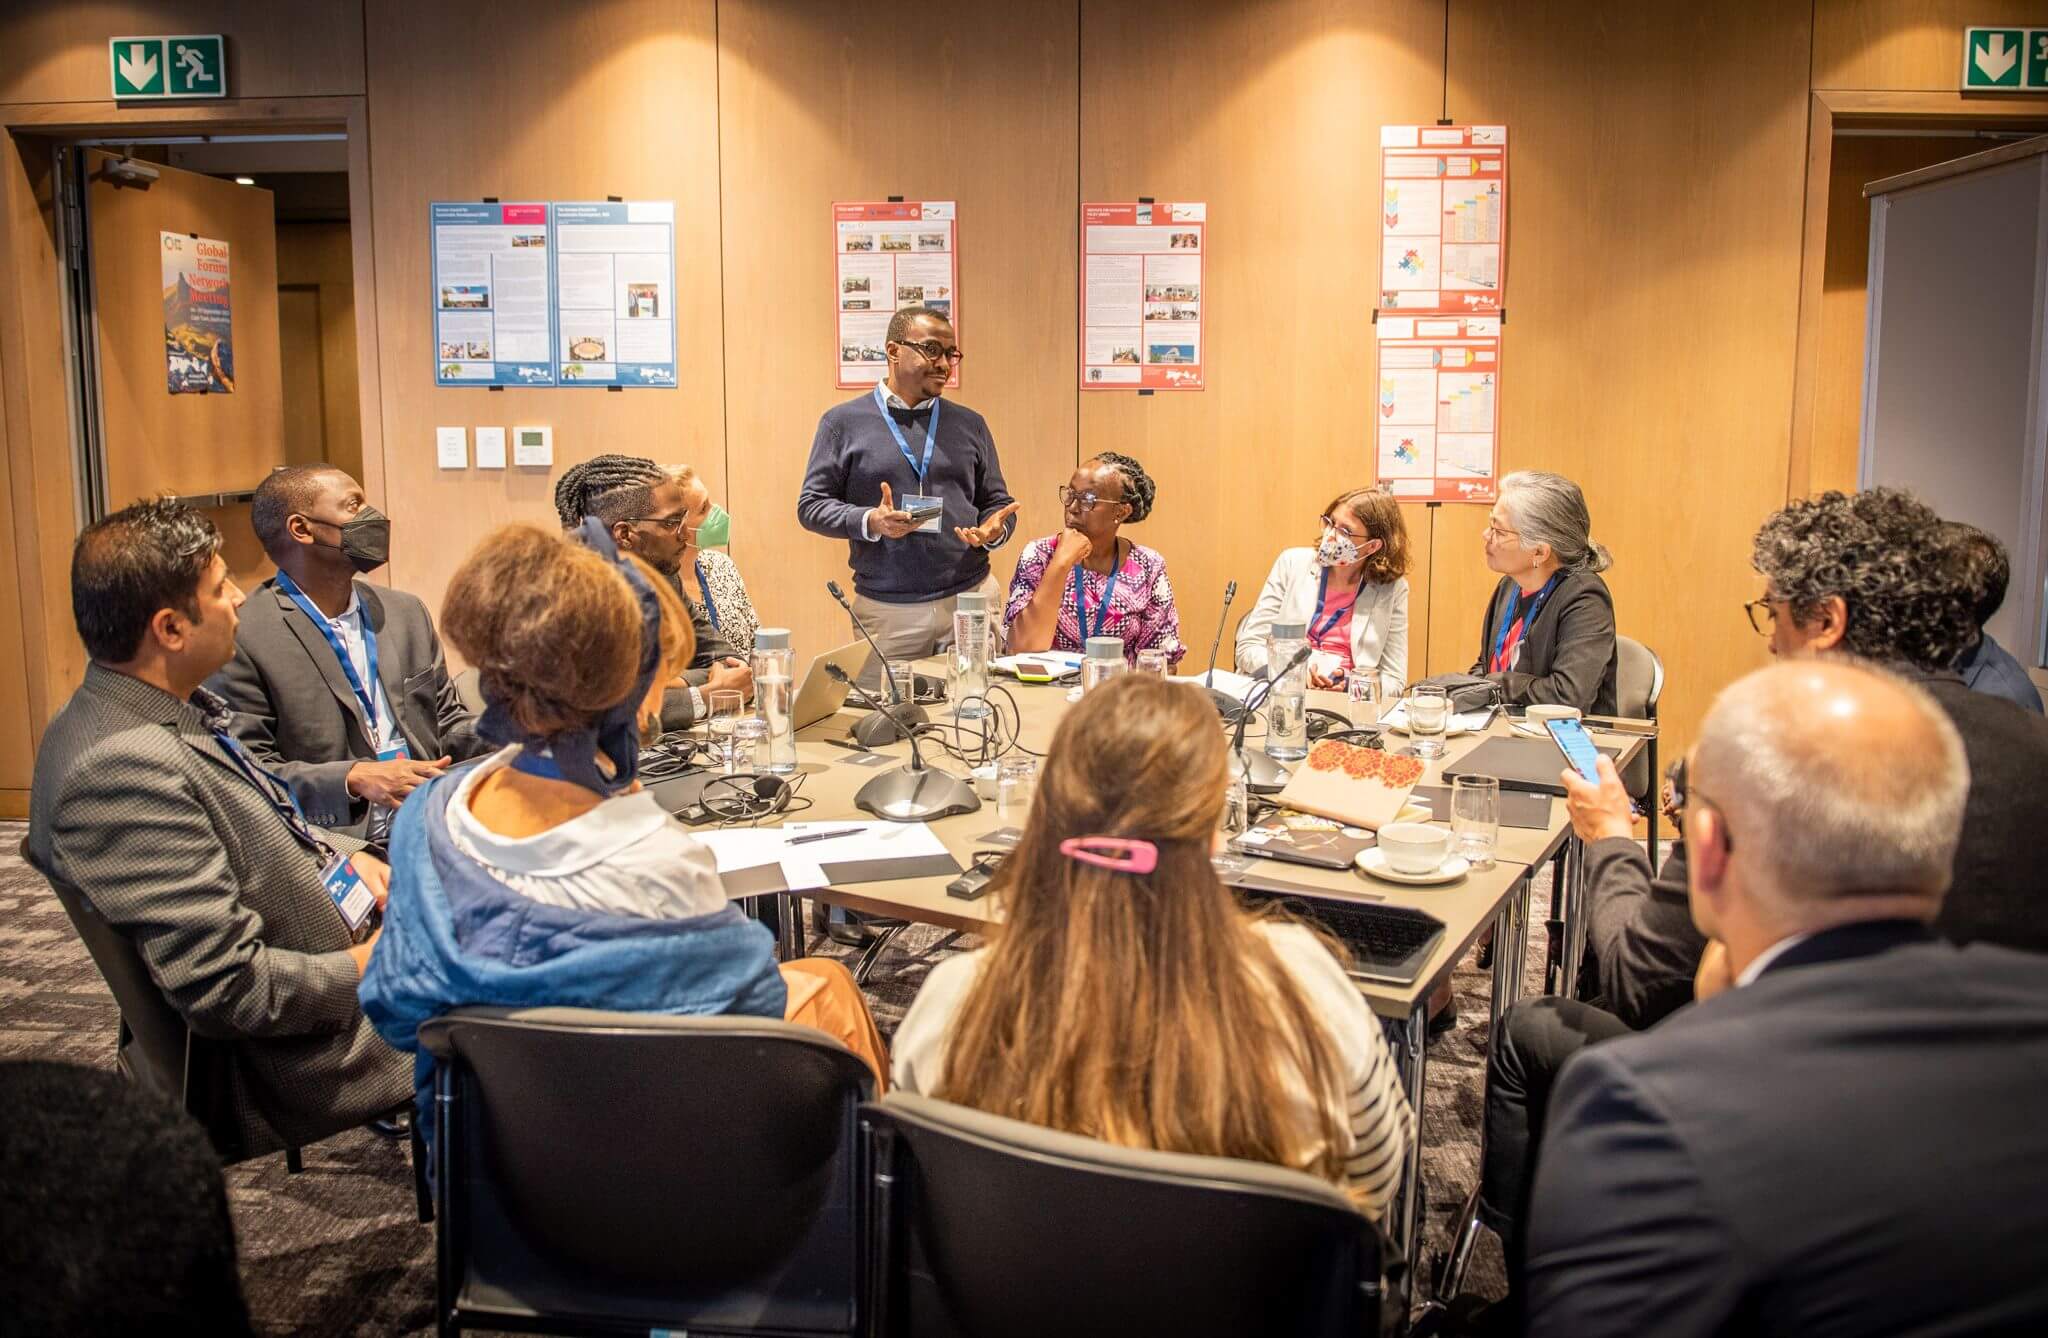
[
  {"x1": 1408, "y1": 684, "x2": 1450, "y2": 760},
  {"x1": 707, "y1": 689, "x2": 745, "y2": 773},
  {"x1": 1452, "y1": 774, "x2": 1499, "y2": 868}
]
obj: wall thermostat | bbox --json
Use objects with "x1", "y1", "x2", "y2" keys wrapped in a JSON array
[{"x1": 512, "y1": 425, "x2": 552, "y2": 467}]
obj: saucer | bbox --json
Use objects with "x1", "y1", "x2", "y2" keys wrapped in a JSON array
[{"x1": 1356, "y1": 848, "x2": 1470, "y2": 885}]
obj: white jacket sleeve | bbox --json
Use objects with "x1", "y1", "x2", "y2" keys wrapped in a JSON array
[{"x1": 1376, "y1": 577, "x2": 1410, "y2": 698}]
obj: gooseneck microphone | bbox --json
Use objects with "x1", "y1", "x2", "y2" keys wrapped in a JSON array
[
  {"x1": 826, "y1": 579, "x2": 930, "y2": 746},
  {"x1": 1201, "y1": 580, "x2": 1242, "y2": 720},
  {"x1": 825, "y1": 663, "x2": 980, "y2": 821},
  {"x1": 1230, "y1": 642, "x2": 1314, "y2": 794}
]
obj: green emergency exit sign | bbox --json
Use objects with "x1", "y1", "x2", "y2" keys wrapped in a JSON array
[
  {"x1": 110, "y1": 35, "x2": 226, "y2": 100},
  {"x1": 1963, "y1": 27, "x2": 2048, "y2": 91}
]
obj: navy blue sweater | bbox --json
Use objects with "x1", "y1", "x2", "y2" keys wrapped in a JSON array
[{"x1": 798, "y1": 391, "x2": 1016, "y2": 603}]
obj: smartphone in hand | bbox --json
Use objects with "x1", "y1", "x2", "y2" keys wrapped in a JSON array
[{"x1": 1545, "y1": 716, "x2": 1604, "y2": 785}]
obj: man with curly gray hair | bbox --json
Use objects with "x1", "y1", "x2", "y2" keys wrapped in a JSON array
[{"x1": 1746, "y1": 488, "x2": 2048, "y2": 954}]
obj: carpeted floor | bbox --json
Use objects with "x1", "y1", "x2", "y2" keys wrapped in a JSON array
[{"x1": 0, "y1": 818, "x2": 1541, "y2": 1334}]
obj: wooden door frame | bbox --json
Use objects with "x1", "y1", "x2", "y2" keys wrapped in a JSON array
[
  {"x1": 0, "y1": 95, "x2": 385, "y2": 755},
  {"x1": 1786, "y1": 90, "x2": 2048, "y2": 500}
]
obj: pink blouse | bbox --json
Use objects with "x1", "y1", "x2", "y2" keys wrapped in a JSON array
[{"x1": 1003, "y1": 536, "x2": 1185, "y2": 664}]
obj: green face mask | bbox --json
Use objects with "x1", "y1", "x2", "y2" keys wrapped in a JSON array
[{"x1": 692, "y1": 502, "x2": 731, "y2": 548}]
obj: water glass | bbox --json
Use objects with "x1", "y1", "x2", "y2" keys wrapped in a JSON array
[
  {"x1": 733, "y1": 717, "x2": 770, "y2": 774},
  {"x1": 1347, "y1": 677, "x2": 1382, "y2": 727},
  {"x1": 707, "y1": 689, "x2": 745, "y2": 772},
  {"x1": 996, "y1": 756, "x2": 1038, "y2": 822},
  {"x1": 1408, "y1": 685, "x2": 1450, "y2": 761},
  {"x1": 1452, "y1": 775, "x2": 1500, "y2": 869},
  {"x1": 1134, "y1": 647, "x2": 1170, "y2": 677}
]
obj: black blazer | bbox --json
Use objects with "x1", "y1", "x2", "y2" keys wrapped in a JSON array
[
  {"x1": 1914, "y1": 668, "x2": 2048, "y2": 954},
  {"x1": 1526, "y1": 923, "x2": 2048, "y2": 1337},
  {"x1": 207, "y1": 578, "x2": 484, "y2": 837},
  {"x1": 1470, "y1": 569, "x2": 1619, "y2": 715},
  {"x1": 1576, "y1": 837, "x2": 1704, "y2": 1030}
]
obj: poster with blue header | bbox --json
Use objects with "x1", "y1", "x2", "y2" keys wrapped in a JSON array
[
  {"x1": 551, "y1": 201, "x2": 677, "y2": 387},
  {"x1": 429, "y1": 202, "x2": 555, "y2": 387}
]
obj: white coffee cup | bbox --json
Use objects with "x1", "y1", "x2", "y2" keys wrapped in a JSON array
[
  {"x1": 1526, "y1": 704, "x2": 1582, "y2": 726},
  {"x1": 1377, "y1": 821, "x2": 1453, "y2": 875}
]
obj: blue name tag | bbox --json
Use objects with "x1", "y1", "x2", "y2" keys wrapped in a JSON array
[
  {"x1": 376, "y1": 738, "x2": 410, "y2": 762},
  {"x1": 321, "y1": 853, "x2": 376, "y2": 939}
]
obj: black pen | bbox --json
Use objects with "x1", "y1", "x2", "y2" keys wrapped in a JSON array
[{"x1": 787, "y1": 827, "x2": 864, "y2": 846}]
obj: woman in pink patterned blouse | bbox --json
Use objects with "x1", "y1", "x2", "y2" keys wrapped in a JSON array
[{"x1": 1004, "y1": 453, "x2": 1184, "y2": 665}]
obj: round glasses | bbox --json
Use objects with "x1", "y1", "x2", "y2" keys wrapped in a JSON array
[
  {"x1": 1059, "y1": 486, "x2": 1126, "y2": 512},
  {"x1": 896, "y1": 338, "x2": 964, "y2": 364}
]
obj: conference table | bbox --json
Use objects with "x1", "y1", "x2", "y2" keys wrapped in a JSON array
[{"x1": 738, "y1": 664, "x2": 1650, "y2": 1262}]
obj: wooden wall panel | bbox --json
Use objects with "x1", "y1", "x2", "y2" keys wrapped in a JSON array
[
  {"x1": 1078, "y1": 0, "x2": 1446, "y2": 682},
  {"x1": 1814, "y1": 0, "x2": 2048, "y2": 91},
  {"x1": 717, "y1": 0, "x2": 1079, "y2": 660},
  {"x1": 277, "y1": 221, "x2": 363, "y2": 482},
  {"x1": 0, "y1": 286, "x2": 35, "y2": 794},
  {"x1": 0, "y1": 0, "x2": 366, "y2": 104},
  {"x1": 362, "y1": 0, "x2": 725, "y2": 618},
  {"x1": 1443, "y1": 1, "x2": 1814, "y2": 758}
]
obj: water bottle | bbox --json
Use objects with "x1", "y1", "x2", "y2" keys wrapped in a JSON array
[
  {"x1": 750, "y1": 627, "x2": 798, "y2": 774},
  {"x1": 1264, "y1": 620, "x2": 1309, "y2": 761},
  {"x1": 1081, "y1": 636, "x2": 1128, "y2": 693},
  {"x1": 952, "y1": 591, "x2": 992, "y2": 720}
]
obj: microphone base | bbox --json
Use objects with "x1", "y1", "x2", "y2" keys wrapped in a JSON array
[
  {"x1": 1202, "y1": 687, "x2": 1249, "y2": 724},
  {"x1": 855, "y1": 764, "x2": 983, "y2": 822},
  {"x1": 1236, "y1": 747, "x2": 1296, "y2": 795},
  {"x1": 852, "y1": 702, "x2": 929, "y2": 749}
]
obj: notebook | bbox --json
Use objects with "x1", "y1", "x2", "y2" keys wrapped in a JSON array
[
  {"x1": 1273, "y1": 738, "x2": 1427, "y2": 829},
  {"x1": 1230, "y1": 812, "x2": 1379, "y2": 871}
]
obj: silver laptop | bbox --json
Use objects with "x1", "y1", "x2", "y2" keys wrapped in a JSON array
[{"x1": 791, "y1": 640, "x2": 876, "y2": 731}]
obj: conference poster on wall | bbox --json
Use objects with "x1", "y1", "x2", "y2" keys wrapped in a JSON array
[
  {"x1": 1375, "y1": 314, "x2": 1501, "y2": 503},
  {"x1": 1378, "y1": 124, "x2": 1506, "y2": 314},
  {"x1": 430, "y1": 202, "x2": 556, "y2": 387},
  {"x1": 834, "y1": 201, "x2": 958, "y2": 390},
  {"x1": 554, "y1": 201, "x2": 678, "y2": 387},
  {"x1": 1080, "y1": 201, "x2": 1206, "y2": 390},
  {"x1": 161, "y1": 231, "x2": 234, "y2": 394}
]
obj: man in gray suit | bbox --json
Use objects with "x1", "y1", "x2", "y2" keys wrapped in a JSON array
[
  {"x1": 207, "y1": 466, "x2": 485, "y2": 846},
  {"x1": 1525, "y1": 660, "x2": 2048, "y2": 1336},
  {"x1": 29, "y1": 499, "x2": 410, "y2": 1158}
]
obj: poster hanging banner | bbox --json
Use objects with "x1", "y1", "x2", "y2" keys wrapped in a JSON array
[
  {"x1": 834, "y1": 201, "x2": 958, "y2": 390},
  {"x1": 553, "y1": 201, "x2": 678, "y2": 387},
  {"x1": 430, "y1": 202, "x2": 555, "y2": 387},
  {"x1": 1378, "y1": 126, "x2": 1506, "y2": 315},
  {"x1": 1373, "y1": 315, "x2": 1500, "y2": 503},
  {"x1": 1081, "y1": 202, "x2": 1206, "y2": 390},
  {"x1": 161, "y1": 231, "x2": 233, "y2": 394}
]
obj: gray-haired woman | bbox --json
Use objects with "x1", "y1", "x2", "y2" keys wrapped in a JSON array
[{"x1": 1471, "y1": 470, "x2": 1619, "y2": 714}]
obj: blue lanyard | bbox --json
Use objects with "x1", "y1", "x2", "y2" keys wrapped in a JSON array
[
  {"x1": 207, "y1": 725, "x2": 333, "y2": 859},
  {"x1": 274, "y1": 571, "x2": 385, "y2": 742},
  {"x1": 873, "y1": 383, "x2": 939, "y2": 484},
  {"x1": 694, "y1": 559, "x2": 720, "y2": 631},
  {"x1": 1069, "y1": 556, "x2": 1122, "y2": 644},
  {"x1": 1491, "y1": 572, "x2": 1562, "y2": 668},
  {"x1": 1309, "y1": 566, "x2": 1365, "y2": 642}
]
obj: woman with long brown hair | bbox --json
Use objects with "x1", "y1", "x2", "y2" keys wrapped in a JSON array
[{"x1": 891, "y1": 675, "x2": 1412, "y2": 1216}]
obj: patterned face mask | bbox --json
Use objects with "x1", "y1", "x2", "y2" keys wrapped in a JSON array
[{"x1": 1315, "y1": 528, "x2": 1362, "y2": 568}]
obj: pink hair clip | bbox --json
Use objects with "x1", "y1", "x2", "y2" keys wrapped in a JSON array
[{"x1": 1058, "y1": 836, "x2": 1159, "y2": 875}]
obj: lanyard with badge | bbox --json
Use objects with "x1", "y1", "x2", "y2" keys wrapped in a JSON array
[
  {"x1": 1069, "y1": 557, "x2": 1122, "y2": 643},
  {"x1": 273, "y1": 570, "x2": 409, "y2": 762},
  {"x1": 874, "y1": 383, "x2": 944, "y2": 535},
  {"x1": 1490, "y1": 572, "x2": 1562, "y2": 673},
  {"x1": 1309, "y1": 566, "x2": 1365, "y2": 642},
  {"x1": 693, "y1": 559, "x2": 721, "y2": 630},
  {"x1": 207, "y1": 722, "x2": 376, "y2": 940}
]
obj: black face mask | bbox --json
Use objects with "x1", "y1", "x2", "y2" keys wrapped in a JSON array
[{"x1": 306, "y1": 507, "x2": 391, "y2": 573}]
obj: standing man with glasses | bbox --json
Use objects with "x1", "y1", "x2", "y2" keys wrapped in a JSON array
[{"x1": 799, "y1": 304, "x2": 1021, "y2": 674}]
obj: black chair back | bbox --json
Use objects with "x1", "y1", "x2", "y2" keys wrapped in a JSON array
[
  {"x1": 864, "y1": 1091, "x2": 1399, "y2": 1338},
  {"x1": 418, "y1": 1006, "x2": 874, "y2": 1336}
]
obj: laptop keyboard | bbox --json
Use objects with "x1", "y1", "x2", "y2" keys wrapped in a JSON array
[{"x1": 1235, "y1": 890, "x2": 1446, "y2": 975}]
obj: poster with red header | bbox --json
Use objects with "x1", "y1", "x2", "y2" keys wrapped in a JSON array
[
  {"x1": 1378, "y1": 125, "x2": 1506, "y2": 315},
  {"x1": 1374, "y1": 315, "x2": 1500, "y2": 503},
  {"x1": 834, "y1": 201, "x2": 957, "y2": 390},
  {"x1": 1080, "y1": 201, "x2": 1206, "y2": 390}
]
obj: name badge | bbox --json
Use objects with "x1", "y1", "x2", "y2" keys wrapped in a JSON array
[
  {"x1": 902, "y1": 493, "x2": 945, "y2": 535},
  {"x1": 376, "y1": 737, "x2": 411, "y2": 763},
  {"x1": 322, "y1": 853, "x2": 376, "y2": 940}
]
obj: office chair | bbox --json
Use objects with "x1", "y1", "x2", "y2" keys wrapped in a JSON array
[{"x1": 1613, "y1": 634, "x2": 1666, "y2": 871}]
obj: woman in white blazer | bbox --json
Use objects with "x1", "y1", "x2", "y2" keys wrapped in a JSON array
[{"x1": 1236, "y1": 487, "x2": 1411, "y2": 697}]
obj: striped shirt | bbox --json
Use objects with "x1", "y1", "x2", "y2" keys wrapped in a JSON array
[{"x1": 890, "y1": 919, "x2": 1414, "y2": 1219}]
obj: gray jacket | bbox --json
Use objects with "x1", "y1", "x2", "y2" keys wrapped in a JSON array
[
  {"x1": 28, "y1": 665, "x2": 410, "y2": 1155},
  {"x1": 207, "y1": 576, "x2": 484, "y2": 837}
]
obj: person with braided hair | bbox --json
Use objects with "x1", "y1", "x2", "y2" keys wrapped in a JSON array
[
  {"x1": 1003, "y1": 452, "x2": 1184, "y2": 665},
  {"x1": 551, "y1": 453, "x2": 753, "y2": 731}
]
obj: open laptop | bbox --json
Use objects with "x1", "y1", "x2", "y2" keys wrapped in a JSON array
[
  {"x1": 1212, "y1": 853, "x2": 1446, "y2": 985},
  {"x1": 791, "y1": 640, "x2": 876, "y2": 731}
]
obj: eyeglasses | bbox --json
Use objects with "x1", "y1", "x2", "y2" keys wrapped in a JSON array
[
  {"x1": 1482, "y1": 524, "x2": 1520, "y2": 542},
  {"x1": 1059, "y1": 486, "x2": 1126, "y2": 512},
  {"x1": 626, "y1": 514, "x2": 689, "y2": 536},
  {"x1": 1743, "y1": 598, "x2": 1778, "y2": 637},
  {"x1": 895, "y1": 338, "x2": 964, "y2": 364},
  {"x1": 1320, "y1": 514, "x2": 1368, "y2": 542}
]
